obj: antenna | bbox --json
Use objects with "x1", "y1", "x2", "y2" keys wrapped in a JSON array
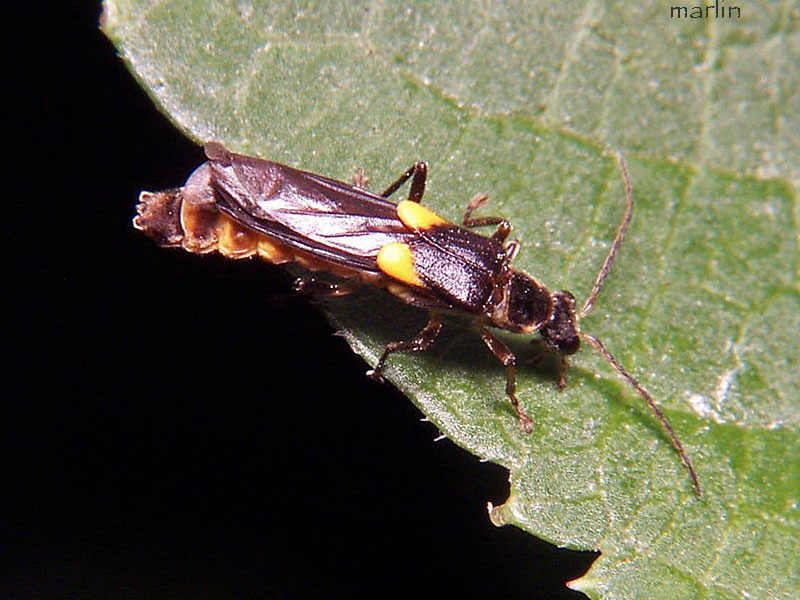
[
  {"x1": 579, "y1": 155, "x2": 633, "y2": 319},
  {"x1": 581, "y1": 332, "x2": 701, "y2": 496},
  {"x1": 579, "y1": 155, "x2": 701, "y2": 497}
]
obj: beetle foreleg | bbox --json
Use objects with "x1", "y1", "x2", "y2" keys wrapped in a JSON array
[
  {"x1": 557, "y1": 355, "x2": 568, "y2": 389},
  {"x1": 478, "y1": 327, "x2": 534, "y2": 433},
  {"x1": 380, "y1": 162, "x2": 428, "y2": 203},
  {"x1": 527, "y1": 339, "x2": 568, "y2": 388},
  {"x1": 366, "y1": 314, "x2": 442, "y2": 383}
]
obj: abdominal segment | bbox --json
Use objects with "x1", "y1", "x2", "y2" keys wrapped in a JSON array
[{"x1": 133, "y1": 187, "x2": 365, "y2": 280}]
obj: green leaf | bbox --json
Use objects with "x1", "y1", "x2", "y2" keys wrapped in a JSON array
[{"x1": 103, "y1": 1, "x2": 799, "y2": 599}]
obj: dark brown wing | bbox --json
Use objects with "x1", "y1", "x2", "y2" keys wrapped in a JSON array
[
  {"x1": 207, "y1": 149, "x2": 414, "y2": 273},
  {"x1": 409, "y1": 225, "x2": 506, "y2": 311}
]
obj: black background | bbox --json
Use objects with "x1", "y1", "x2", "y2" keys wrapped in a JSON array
[{"x1": 5, "y1": 3, "x2": 596, "y2": 598}]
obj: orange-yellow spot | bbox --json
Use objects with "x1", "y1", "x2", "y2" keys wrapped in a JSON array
[
  {"x1": 218, "y1": 217, "x2": 257, "y2": 258},
  {"x1": 376, "y1": 242, "x2": 423, "y2": 287},
  {"x1": 257, "y1": 237, "x2": 293, "y2": 264},
  {"x1": 397, "y1": 200, "x2": 449, "y2": 231}
]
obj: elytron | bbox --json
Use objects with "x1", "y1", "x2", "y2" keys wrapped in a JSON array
[{"x1": 134, "y1": 142, "x2": 701, "y2": 496}]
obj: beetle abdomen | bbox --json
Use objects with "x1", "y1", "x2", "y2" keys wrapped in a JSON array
[
  {"x1": 134, "y1": 187, "x2": 367, "y2": 280},
  {"x1": 135, "y1": 188, "x2": 290, "y2": 261}
]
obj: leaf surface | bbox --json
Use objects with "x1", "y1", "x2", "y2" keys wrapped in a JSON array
[{"x1": 103, "y1": 2, "x2": 799, "y2": 598}]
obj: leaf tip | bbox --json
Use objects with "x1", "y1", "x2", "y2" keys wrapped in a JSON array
[
  {"x1": 486, "y1": 501, "x2": 509, "y2": 527},
  {"x1": 99, "y1": 1, "x2": 119, "y2": 34},
  {"x1": 567, "y1": 574, "x2": 599, "y2": 596}
]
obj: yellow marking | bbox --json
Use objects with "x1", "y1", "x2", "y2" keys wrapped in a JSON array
[
  {"x1": 376, "y1": 242, "x2": 423, "y2": 287},
  {"x1": 257, "y1": 237, "x2": 293, "y2": 264},
  {"x1": 218, "y1": 217, "x2": 257, "y2": 258},
  {"x1": 397, "y1": 200, "x2": 449, "y2": 231}
]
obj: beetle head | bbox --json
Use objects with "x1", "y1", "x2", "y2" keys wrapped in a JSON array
[{"x1": 540, "y1": 290, "x2": 580, "y2": 355}]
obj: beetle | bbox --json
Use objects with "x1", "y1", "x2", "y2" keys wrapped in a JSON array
[{"x1": 134, "y1": 142, "x2": 701, "y2": 496}]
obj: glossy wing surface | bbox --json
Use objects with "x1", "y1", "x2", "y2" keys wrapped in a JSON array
[
  {"x1": 208, "y1": 152, "x2": 414, "y2": 273},
  {"x1": 409, "y1": 225, "x2": 506, "y2": 311}
]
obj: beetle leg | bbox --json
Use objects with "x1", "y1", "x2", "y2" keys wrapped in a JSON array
[
  {"x1": 293, "y1": 276, "x2": 359, "y2": 297},
  {"x1": 462, "y1": 194, "x2": 493, "y2": 224},
  {"x1": 504, "y1": 239, "x2": 520, "y2": 262},
  {"x1": 351, "y1": 168, "x2": 370, "y2": 189},
  {"x1": 528, "y1": 339, "x2": 569, "y2": 389},
  {"x1": 557, "y1": 355, "x2": 568, "y2": 389},
  {"x1": 380, "y1": 162, "x2": 428, "y2": 203},
  {"x1": 462, "y1": 194, "x2": 511, "y2": 243},
  {"x1": 478, "y1": 326, "x2": 534, "y2": 433},
  {"x1": 366, "y1": 314, "x2": 442, "y2": 382},
  {"x1": 526, "y1": 339, "x2": 548, "y2": 366}
]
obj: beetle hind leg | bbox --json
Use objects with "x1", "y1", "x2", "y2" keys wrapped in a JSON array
[{"x1": 366, "y1": 314, "x2": 442, "y2": 383}]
